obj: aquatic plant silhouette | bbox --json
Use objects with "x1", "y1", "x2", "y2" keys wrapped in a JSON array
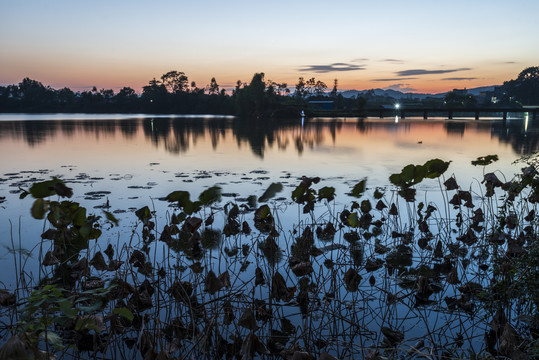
[{"x1": 0, "y1": 155, "x2": 538, "y2": 358}]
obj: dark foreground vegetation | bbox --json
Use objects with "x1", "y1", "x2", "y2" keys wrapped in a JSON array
[
  {"x1": 0, "y1": 154, "x2": 538, "y2": 359},
  {"x1": 0, "y1": 67, "x2": 538, "y2": 118}
]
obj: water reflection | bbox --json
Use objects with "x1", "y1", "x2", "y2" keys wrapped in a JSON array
[{"x1": 0, "y1": 115, "x2": 538, "y2": 158}]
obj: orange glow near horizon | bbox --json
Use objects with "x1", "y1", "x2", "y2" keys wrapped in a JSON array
[
  {"x1": 0, "y1": 64, "x2": 524, "y2": 95},
  {"x1": 1, "y1": 2, "x2": 537, "y2": 94}
]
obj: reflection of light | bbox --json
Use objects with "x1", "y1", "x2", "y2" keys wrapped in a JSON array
[
  {"x1": 395, "y1": 116, "x2": 399, "y2": 123},
  {"x1": 524, "y1": 112, "x2": 529, "y2": 132},
  {"x1": 301, "y1": 116, "x2": 304, "y2": 128},
  {"x1": 395, "y1": 103, "x2": 400, "y2": 109}
]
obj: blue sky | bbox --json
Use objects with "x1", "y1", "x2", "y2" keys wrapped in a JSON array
[{"x1": 1, "y1": 0, "x2": 537, "y2": 93}]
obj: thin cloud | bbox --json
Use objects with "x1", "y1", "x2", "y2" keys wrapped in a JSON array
[
  {"x1": 298, "y1": 63, "x2": 366, "y2": 73},
  {"x1": 395, "y1": 68, "x2": 471, "y2": 76},
  {"x1": 372, "y1": 77, "x2": 418, "y2": 82},
  {"x1": 383, "y1": 84, "x2": 417, "y2": 92},
  {"x1": 351, "y1": 58, "x2": 369, "y2": 62},
  {"x1": 441, "y1": 77, "x2": 477, "y2": 81},
  {"x1": 382, "y1": 58, "x2": 405, "y2": 63}
]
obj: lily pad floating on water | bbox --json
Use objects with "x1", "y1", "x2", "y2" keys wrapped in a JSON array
[
  {"x1": 389, "y1": 159, "x2": 450, "y2": 188},
  {"x1": 472, "y1": 154, "x2": 498, "y2": 166},
  {"x1": 198, "y1": 186, "x2": 222, "y2": 205},
  {"x1": 348, "y1": 179, "x2": 367, "y2": 198},
  {"x1": 85, "y1": 191, "x2": 111, "y2": 196},
  {"x1": 166, "y1": 190, "x2": 201, "y2": 215},
  {"x1": 24, "y1": 177, "x2": 73, "y2": 199},
  {"x1": 318, "y1": 186, "x2": 336, "y2": 202},
  {"x1": 258, "y1": 183, "x2": 283, "y2": 202}
]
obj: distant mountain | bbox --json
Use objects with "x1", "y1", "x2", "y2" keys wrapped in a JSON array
[{"x1": 339, "y1": 85, "x2": 498, "y2": 100}]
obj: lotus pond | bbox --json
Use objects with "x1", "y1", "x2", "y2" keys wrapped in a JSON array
[{"x1": 0, "y1": 114, "x2": 538, "y2": 359}]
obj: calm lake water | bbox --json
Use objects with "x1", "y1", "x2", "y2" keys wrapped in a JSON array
[
  {"x1": 1, "y1": 113, "x2": 536, "y2": 276},
  {"x1": 0, "y1": 113, "x2": 537, "y2": 357}
]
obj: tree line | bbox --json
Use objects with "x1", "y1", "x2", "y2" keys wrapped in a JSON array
[
  {"x1": 0, "y1": 67, "x2": 537, "y2": 117},
  {"x1": 0, "y1": 72, "x2": 345, "y2": 117}
]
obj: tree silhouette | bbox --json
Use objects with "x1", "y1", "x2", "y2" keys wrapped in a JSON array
[
  {"x1": 160, "y1": 71, "x2": 189, "y2": 93},
  {"x1": 295, "y1": 77, "x2": 307, "y2": 98},
  {"x1": 276, "y1": 83, "x2": 289, "y2": 96},
  {"x1": 233, "y1": 80, "x2": 243, "y2": 96},
  {"x1": 306, "y1": 78, "x2": 316, "y2": 96},
  {"x1": 235, "y1": 73, "x2": 268, "y2": 117},
  {"x1": 115, "y1": 87, "x2": 138, "y2": 111},
  {"x1": 504, "y1": 66, "x2": 539, "y2": 105},
  {"x1": 330, "y1": 79, "x2": 338, "y2": 97},
  {"x1": 57, "y1": 87, "x2": 76, "y2": 106},
  {"x1": 3, "y1": 66, "x2": 537, "y2": 117},
  {"x1": 444, "y1": 90, "x2": 477, "y2": 108},
  {"x1": 142, "y1": 78, "x2": 168, "y2": 111},
  {"x1": 314, "y1": 80, "x2": 328, "y2": 96},
  {"x1": 208, "y1": 77, "x2": 220, "y2": 95},
  {"x1": 18, "y1": 78, "x2": 55, "y2": 110}
]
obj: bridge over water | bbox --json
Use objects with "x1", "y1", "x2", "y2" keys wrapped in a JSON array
[{"x1": 367, "y1": 107, "x2": 538, "y2": 120}]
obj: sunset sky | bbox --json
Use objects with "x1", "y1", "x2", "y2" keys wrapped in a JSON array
[{"x1": 1, "y1": 0, "x2": 538, "y2": 94}]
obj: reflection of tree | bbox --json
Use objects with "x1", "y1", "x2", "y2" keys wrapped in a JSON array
[
  {"x1": 445, "y1": 122, "x2": 466, "y2": 137},
  {"x1": 491, "y1": 119, "x2": 539, "y2": 155},
  {"x1": 60, "y1": 120, "x2": 76, "y2": 138},
  {"x1": 294, "y1": 122, "x2": 326, "y2": 155},
  {"x1": 356, "y1": 119, "x2": 366, "y2": 133},
  {"x1": 0, "y1": 119, "x2": 132, "y2": 146},
  {"x1": 3, "y1": 117, "x2": 539, "y2": 159},
  {"x1": 118, "y1": 119, "x2": 138, "y2": 139},
  {"x1": 353, "y1": 119, "x2": 411, "y2": 136},
  {"x1": 328, "y1": 120, "x2": 337, "y2": 144},
  {"x1": 232, "y1": 118, "x2": 275, "y2": 158},
  {"x1": 230, "y1": 118, "x2": 326, "y2": 158},
  {"x1": 18, "y1": 121, "x2": 52, "y2": 146},
  {"x1": 504, "y1": 67, "x2": 539, "y2": 105},
  {"x1": 141, "y1": 118, "x2": 227, "y2": 155}
]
